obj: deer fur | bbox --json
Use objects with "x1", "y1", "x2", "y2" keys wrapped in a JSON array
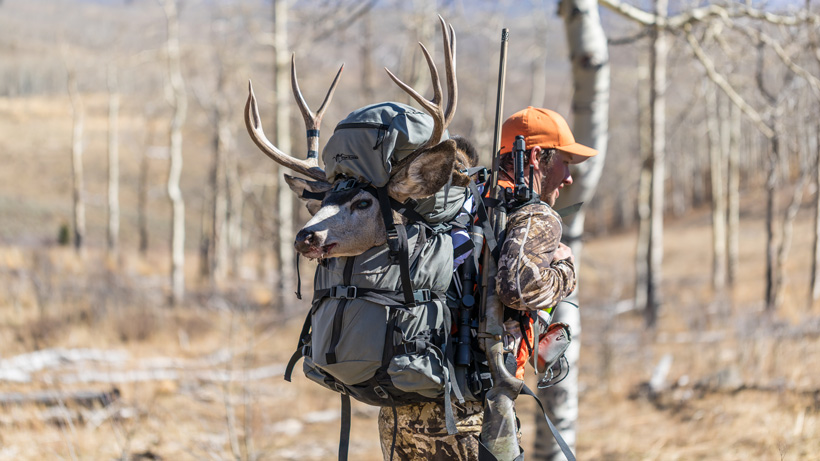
[{"x1": 286, "y1": 136, "x2": 477, "y2": 260}]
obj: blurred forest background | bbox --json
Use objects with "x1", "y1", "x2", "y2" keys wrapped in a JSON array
[{"x1": 1, "y1": 0, "x2": 820, "y2": 459}]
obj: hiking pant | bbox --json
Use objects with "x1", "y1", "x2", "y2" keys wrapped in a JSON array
[{"x1": 378, "y1": 401, "x2": 483, "y2": 461}]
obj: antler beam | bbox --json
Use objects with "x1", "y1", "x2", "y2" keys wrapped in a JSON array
[
  {"x1": 245, "y1": 57, "x2": 344, "y2": 183},
  {"x1": 385, "y1": 15, "x2": 457, "y2": 156}
]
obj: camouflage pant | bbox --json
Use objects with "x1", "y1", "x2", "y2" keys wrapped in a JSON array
[{"x1": 377, "y1": 401, "x2": 483, "y2": 461}]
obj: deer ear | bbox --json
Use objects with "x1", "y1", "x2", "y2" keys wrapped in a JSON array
[
  {"x1": 284, "y1": 174, "x2": 332, "y2": 216},
  {"x1": 388, "y1": 139, "x2": 457, "y2": 202}
]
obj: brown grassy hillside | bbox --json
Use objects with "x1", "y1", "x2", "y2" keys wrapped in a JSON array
[{"x1": 2, "y1": 189, "x2": 820, "y2": 460}]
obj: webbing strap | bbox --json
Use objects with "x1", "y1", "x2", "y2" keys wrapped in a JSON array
[
  {"x1": 295, "y1": 252, "x2": 302, "y2": 300},
  {"x1": 521, "y1": 384, "x2": 576, "y2": 461},
  {"x1": 300, "y1": 189, "x2": 327, "y2": 201},
  {"x1": 339, "y1": 393, "x2": 351, "y2": 461},
  {"x1": 376, "y1": 187, "x2": 416, "y2": 307},
  {"x1": 283, "y1": 348, "x2": 302, "y2": 383},
  {"x1": 326, "y1": 258, "x2": 356, "y2": 364},
  {"x1": 468, "y1": 180, "x2": 499, "y2": 263},
  {"x1": 389, "y1": 405, "x2": 398, "y2": 461},
  {"x1": 284, "y1": 313, "x2": 312, "y2": 382}
]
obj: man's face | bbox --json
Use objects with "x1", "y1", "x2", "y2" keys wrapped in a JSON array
[{"x1": 539, "y1": 150, "x2": 573, "y2": 207}]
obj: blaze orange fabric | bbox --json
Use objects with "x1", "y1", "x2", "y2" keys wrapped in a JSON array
[{"x1": 515, "y1": 316, "x2": 535, "y2": 380}]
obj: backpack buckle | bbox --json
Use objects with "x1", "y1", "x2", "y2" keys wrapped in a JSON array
[
  {"x1": 334, "y1": 382, "x2": 347, "y2": 395},
  {"x1": 332, "y1": 178, "x2": 360, "y2": 192},
  {"x1": 330, "y1": 285, "x2": 357, "y2": 299},
  {"x1": 412, "y1": 289, "x2": 431, "y2": 304},
  {"x1": 386, "y1": 228, "x2": 400, "y2": 255},
  {"x1": 373, "y1": 386, "x2": 388, "y2": 399}
]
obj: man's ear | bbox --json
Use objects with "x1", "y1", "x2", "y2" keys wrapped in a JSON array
[
  {"x1": 388, "y1": 139, "x2": 457, "y2": 202},
  {"x1": 284, "y1": 174, "x2": 332, "y2": 216},
  {"x1": 529, "y1": 145, "x2": 543, "y2": 172}
]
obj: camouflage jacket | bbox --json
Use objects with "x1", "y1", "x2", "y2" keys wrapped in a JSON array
[{"x1": 495, "y1": 202, "x2": 576, "y2": 312}]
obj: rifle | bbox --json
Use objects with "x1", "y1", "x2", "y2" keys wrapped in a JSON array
[{"x1": 477, "y1": 27, "x2": 524, "y2": 460}]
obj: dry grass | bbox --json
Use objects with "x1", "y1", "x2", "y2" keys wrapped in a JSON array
[
  {"x1": 3, "y1": 198, "x2": 820, "y2": 461},
  {"x1": 2, "y1": 94, "x2": 820, "y2": 460}
]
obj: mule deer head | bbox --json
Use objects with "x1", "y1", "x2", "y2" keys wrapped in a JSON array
[{"x1": 246, "y1": 16, "x2": 471, "y2": 260}]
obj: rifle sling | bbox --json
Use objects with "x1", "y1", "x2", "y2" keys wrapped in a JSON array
[{"x1": 521, "y1": 384, "x2": 577, "y2": 461}]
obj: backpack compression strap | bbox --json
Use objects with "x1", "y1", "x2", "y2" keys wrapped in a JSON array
[{"x1": 376, "y1": 186, "x2": 417, "y2": 307}]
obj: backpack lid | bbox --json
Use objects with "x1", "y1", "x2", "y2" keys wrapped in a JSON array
[{"x1": 322, "y1": 102, "x2": 446, "y2": 187}]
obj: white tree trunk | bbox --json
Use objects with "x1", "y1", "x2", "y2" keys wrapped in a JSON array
[
  {"x1": 274, "y1": 0, "x2": 294, "y2": 309},
  {"x1": 726, "y1": 98, "x2": 740, "y2": 288},
  {"x1": 706, "y1": 81, "x2": 726, "y2": 291},
  {"x1": 162, "y1": 0, "x2": 188, "y2": 305},
  {"x1": 646, "y1": 0, "x2": 667, "y2": 328},
  {"x1": 537, "y1": 0, "x2": 609, "y2": 458},
  {"x1": 635, "y1": 57, "x2": 651, "y2": 312},
  {"x1": 107, "y1": 64, "x2": 120, "y2": 258},
  {"x1": 812, "y1": 124, "x2": 820, "y2": 305},
  {"x1": 66, "y1": 61, "x2": 85, "y2": 254}
]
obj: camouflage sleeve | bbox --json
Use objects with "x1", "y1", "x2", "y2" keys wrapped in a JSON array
[{"x1": 495, "y1": 202, "x2": 576, "y2": 311}]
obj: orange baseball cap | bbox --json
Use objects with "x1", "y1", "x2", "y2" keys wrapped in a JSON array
[{"x1": 499, "y1": 107, "x2": 598, "y2": 164}]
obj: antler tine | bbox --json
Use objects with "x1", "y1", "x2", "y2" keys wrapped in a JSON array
[
  {"x1": 440, "y1": 15, "x2": 457, "y2": 128},
  {"x1": 244, "y1": 80, "x2": 328, "y2": 182},
  {"x1": 291, "y1": 54, "x2": 344, "y2": 161},
  {"x1": 384, "y1": 16, "x2": 457, "y2": 154}
]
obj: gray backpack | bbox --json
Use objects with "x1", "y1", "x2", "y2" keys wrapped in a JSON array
[{"x1": 284, "y1": 102, "x2": 468, "y2": 459}]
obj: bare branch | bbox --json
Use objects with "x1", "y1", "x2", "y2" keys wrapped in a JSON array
[
  {"x1": 599, "y1": 0, "x2": 820, "y2": 29},
  {"x1": 683, "y1": 24, "x2": 775, "y2": 139},
  {"x1": 731, "y1": 23, "x2": 820, "y2": 101}
]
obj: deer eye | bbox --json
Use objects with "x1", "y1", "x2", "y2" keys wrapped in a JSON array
[{"x1": 354, "y1": 199, "x2": 372, "y2": 210}]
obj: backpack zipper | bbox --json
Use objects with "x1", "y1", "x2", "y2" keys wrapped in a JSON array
[{"x1": 334, "y1": 122, "x2": 390, "y2": 150}]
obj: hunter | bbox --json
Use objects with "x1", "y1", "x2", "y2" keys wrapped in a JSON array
[{"x1": 377, "y1": 106, "x2": 597, "y2": 460}]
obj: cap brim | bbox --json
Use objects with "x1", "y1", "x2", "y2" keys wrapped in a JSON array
[{"x1": 557, "y1": 143, "x2": 598, "y2": 164}]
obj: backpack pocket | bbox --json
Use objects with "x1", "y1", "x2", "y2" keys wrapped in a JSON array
[{"x1": 387, "y1": 344, "x2": 446, "y2": 399}]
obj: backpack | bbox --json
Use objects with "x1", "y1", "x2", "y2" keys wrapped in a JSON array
[
  {"x1": 284, "y1": 102, "x2": 468, "y2": 460},
  {"x1": 283, "y1": 102, "x2": 575, "y2": 460}
]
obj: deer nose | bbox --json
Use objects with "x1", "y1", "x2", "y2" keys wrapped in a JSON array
[{"x1": 294, "y1": 229, "x2": 316, "y2": 252}]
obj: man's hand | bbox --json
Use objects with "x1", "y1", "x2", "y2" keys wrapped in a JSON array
[{"x1": 553, "y1": 243, "x2": 574, "y2": 264}]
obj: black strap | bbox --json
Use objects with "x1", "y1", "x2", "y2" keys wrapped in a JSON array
[
  {"x1": 300, "y1": 189, "x2": 327, "y2": 201},
  {"x1": 521, "y1": 384, "x2": 576, "y2": 461},
  {"x1": 284, "y1": 314, "x2": 312, "y2": 382},
  {"x1": 283, "y1": 348, "x2": 302, "y2": 383},
  {"x1": 295, "y1": 252, "x2": 302, "y2": 300},
  {"x1": 376, "y1": 187, "x2": 416, "y2": 307},
  {"x1": 326, "y1": 258, "x2": 356, "y2": 364},
  {"x1": 389, "y1": 405, "x2": 398, "y2": 461},
  {"x1": 339, "y1": 393, "x2": 351, "y2": 461},
  {"x1": 468, "y1": 180, "x2": 499, "y2": 262}
]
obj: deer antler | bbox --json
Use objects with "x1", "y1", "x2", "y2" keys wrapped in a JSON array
[
  {"x1": 385, "y1": 15, "x2": 457, "y2": 165},
  {"x1": 244, "y1": 57, "x2": 344, "y2": 183}
]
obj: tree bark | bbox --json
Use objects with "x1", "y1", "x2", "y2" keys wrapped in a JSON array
[
  {"x1": 209, "y1": 64, "x2": 231, "y2": 287},
  {"x1": 107, "y1": 64, "x2": 120, "y2": 259},
  {"x1": 765, "y1": 136, "x2": 779, "y2": 311},
  {"x1": 536, "y1": 0, "x2": 609, "y2": 458},
  {"x1": 273, "y1": 0, "x2": 294, "y2": 310},
  {"x1": 726, "y1": 98, "x2": 740, "y2": 288},
  {"x1": 706, "y1": 81, "x2": 726, "y2": 291},
  {"x1": 635, "y1": 56, "x2": 651, "y2": 313},
  {"x1": 161, "y1": 0, "x2": 188, "y2": 305},
  {"x1": 645, "y1": 0, "x2": 667, "y2": 329},
  {"x1": 66, "y1": 59, "x2": 85, "y2": 254},
  {"x1": 812, "y1": 123, "x2": 820, "y2": 307}
]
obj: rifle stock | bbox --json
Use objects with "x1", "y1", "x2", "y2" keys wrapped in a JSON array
[{"x1": 478, "y1": 27, "x2": 524, "y2": 459}]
